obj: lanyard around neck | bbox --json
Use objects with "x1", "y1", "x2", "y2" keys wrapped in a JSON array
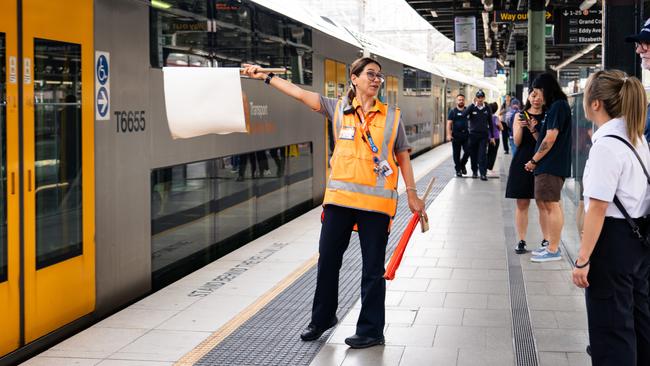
[{"x1": 353, "y1": 108, "x2": 379, "y2": 154}]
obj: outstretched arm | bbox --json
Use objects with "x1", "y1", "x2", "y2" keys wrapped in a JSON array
[{"x1": 242, "y1": 64, "x2": 321, "y2": 111}]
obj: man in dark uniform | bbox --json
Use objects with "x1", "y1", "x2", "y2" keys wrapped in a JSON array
[
  {"x1": 463, "y1": 90, "x2": 495, "y2": 181},
  {"x1": 626, "y1": 18, "x2": 650, "y2": 142},
  {"x1": 446, "y1": 94, "x2": 470, "y2": 177}
]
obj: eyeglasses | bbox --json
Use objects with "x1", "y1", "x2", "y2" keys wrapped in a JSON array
[
  {"x1": 365, "y1": 71, "x2": 385, "y2": 83},
  {"x1": 635, "y1": 42, "x2": 650, "y2": 52}
]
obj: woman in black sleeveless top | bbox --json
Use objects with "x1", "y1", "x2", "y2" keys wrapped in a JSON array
[{"x1": 506, "y1": 91, "x2": 547, "y2": 253}]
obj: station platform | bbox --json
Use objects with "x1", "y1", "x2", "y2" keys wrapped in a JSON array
[{"x1": 21, "y1": 145, "x2": 591, "y2": 366}]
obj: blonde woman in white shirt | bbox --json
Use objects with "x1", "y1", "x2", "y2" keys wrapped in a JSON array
[{"x1": 573, "y1": 70, "x2": 650, "y2": 365}]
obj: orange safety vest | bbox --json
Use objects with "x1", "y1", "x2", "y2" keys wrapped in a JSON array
[{"x1": 324, "y1": 98, "x2": 401, "y2": 217}]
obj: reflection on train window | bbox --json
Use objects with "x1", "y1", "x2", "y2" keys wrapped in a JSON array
[
  {"x1": 252, "y1": 5, "x2": 313, "y2": 85},
  {"x1": 0, "y1": 33, "x2": 6, "y2": 282},
  {"x1": 33, "y1": 39, "x2": 83, "y2": 269},
  {"x1": 151, "y1": 142, "x2": 314, "y2": 288},
  {"x1": 150, "y1": 0, "x2": 314, "y2": 85},
  {"x1": 150, "y1": 0, "x2": 210, "y2": 67},
  {"x1": 403, "y1": 65, "x2": 431, "y2": 96}
]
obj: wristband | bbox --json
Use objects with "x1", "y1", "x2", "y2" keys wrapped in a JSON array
[
  {"x1": 264, "y1": 72, "x2": 275, "y2": 85},
  {"x1": 574, "y1": 259, "x2": 590, "y2": 269},
  {"x1": 406, "y1": 186, "x2": 417, "y2": 192},
  {"x1": 529, "y1": 158, "x2": 537, "y2": 165}
]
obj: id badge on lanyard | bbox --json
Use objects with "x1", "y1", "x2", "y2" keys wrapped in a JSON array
[{"x1": 355, "y1": 109, "x2": 393, "y2": 177}]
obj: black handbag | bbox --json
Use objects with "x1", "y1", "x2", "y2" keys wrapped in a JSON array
[{"x1": 604, "y1": 134, "x2": 650, "y2": 247}]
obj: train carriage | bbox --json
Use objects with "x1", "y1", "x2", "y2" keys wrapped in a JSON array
[{"x1": 0, "y1": 0, "x2": 497, "y2": 362}]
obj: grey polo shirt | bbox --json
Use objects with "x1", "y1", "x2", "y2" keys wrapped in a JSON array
[{"x1": 318, "y1": 96, "x2": 412, "y2": 153}]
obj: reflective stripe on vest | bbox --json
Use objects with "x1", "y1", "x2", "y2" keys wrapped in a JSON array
[
  {"x1": 328, "y1": 179, "x2": 398, "y2": 199},
  {"x1": 326, "y1": 100, "x2": 400, "y2": 213}
]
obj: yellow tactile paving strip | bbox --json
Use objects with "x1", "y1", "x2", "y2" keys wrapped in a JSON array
[{"x1": 174, "y1": 253, "x2": 319, "y2": 366}]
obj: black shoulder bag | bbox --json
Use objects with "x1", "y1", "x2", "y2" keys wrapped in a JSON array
[{"x1": 604, "y1": 134, "x2": 650, "y2": 248}]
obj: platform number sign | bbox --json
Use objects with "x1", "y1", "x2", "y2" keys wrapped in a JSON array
[{"x1": 95, "y1": 51, "x2": 110, "y2": 120}]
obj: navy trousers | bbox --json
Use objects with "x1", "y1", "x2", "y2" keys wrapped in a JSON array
[
  {"x1": 586, "y1": 218, "x2": 650, "y2": 366},
  {"x1": 451, "y1": 134, "x2": 470, "y2": 173},
  {"x1": 468, "y1": 132, "x2": 489, "y2": 176},
  {"x1": 310, "y1": 204, "x2": 390, "y2": 338}
]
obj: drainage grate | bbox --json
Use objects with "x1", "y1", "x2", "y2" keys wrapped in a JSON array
[
  {"x1": 195, "y1": 159, "x2": 455, "y2": 366},
  {"x1": 500, "y1": 156, "x2": 539, "y2": 366}
]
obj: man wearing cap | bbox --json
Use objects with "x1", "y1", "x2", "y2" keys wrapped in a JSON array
[
  {"x1": 462, "y1": 90, "x2": 495, "y2": 181},
  {"x1": 626, "y1": 18, "x2": 650, "y2": 142}
]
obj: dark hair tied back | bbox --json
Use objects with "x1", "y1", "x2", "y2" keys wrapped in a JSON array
[{"x1": 346, "y1": 57, "x2": 382, "y2": 107}]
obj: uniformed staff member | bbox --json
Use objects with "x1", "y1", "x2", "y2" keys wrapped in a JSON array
[
  {"x1": 242, "y1": 58, "x2": 426, "y2": 349},
  {"x1": 446, "y1": 94, "x2": 470, "y2": 177},
  {"x1": 463, "y1": 90, "x2": 495, "y2": 181},
  {"x1": 572, "y1": 70, "x2": 650, "y2": 365}
]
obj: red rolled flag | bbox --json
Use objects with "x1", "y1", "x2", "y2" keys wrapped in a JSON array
[
  {"x1": 384, "y1": 212, "x2": 420, "y2": 280},
  {"x1": 384, "y1": 176, "x2": 436, "y2": 280}
]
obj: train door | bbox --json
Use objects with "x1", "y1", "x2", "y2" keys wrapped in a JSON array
[
  {"x1": 22, "y1": 0, "x2": 95, "y2": 343},
  {"x1": 0, "y1": 0, "x2": 95, "y2": 354},
  {"x1": 386, "y1": 76, "x2": 398, "y2": 106},
  {"x1": 0, "y1": 0, "x2": 20, "y2": 356}
]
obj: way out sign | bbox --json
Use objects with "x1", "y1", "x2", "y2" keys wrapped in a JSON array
[{"x1": 95, "y1": 51, "x2": 110, "y2": 120}]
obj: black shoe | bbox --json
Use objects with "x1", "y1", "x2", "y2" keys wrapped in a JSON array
[
  {"x1": 504, "y1": 151, "x2": 509, "y2": 155},
  {"x1": 472, "y1": 173, "x2": 478, "y2": 179},
  {"x1": 480, "y1": 175, "x2": 488, "y2": 181},
  {"x1": 456, "y1": 172, "x2": 462, "y2": 177},
  {"x1": 586, "y1": 345, "x2": 591, "y2": 356},
  {"x1": 514, "y1": 240, "x2": 527, "y2": 254},
  {"x1": 344, "y1": 334, "x2": 385, "y2": 349},
  {"x1": 300, "y1": 317, "x2": 338, "y2": 341},
  {"x1": 461, "y1": 167, "x2": 467, "y2": 175}
]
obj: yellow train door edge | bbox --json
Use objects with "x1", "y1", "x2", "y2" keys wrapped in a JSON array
[
  {"x1": 0, "y1": 0, "x2": 21, "y2": 356},
  {"x1": 22, "y1": 0, "x2": 95, "y2": 342}
]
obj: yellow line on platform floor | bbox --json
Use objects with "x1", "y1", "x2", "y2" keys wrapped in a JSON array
[{"x1": 174, "y1": 253, "x2": 320, "y2": 366}]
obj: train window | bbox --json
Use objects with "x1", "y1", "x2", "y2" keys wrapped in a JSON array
[
  {"x1": 150, "y1": 0, "x2": 210, "y2": 67},
  {"x1": 150, "y1": 0, "x2": 313, "y2": 85},
  {"x1": 151, "y1": 142, "x2": 314, "y2": 288},
  {"x1": 214, "y1": 1, "x2": 254, "y2": 67},
  {"x1": 251, "y1": 6, "x2": 313, "y2": 85},
  {"x1": 403, "y1": 66, "x2": 417, "y2": 96},
  {"x1": 417, "y1": 70, "x2": 431, "y2": 96},
  {"x1": 0, "y1": 33, "x2": 6, "y2": 282},
  {"x1": 33, "y1": 39, "x2": 83, "y2": 269}
]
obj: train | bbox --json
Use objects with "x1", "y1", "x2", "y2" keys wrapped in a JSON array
[{"x1": 0, "y1": 0, "x2": 498, "y2": 362}]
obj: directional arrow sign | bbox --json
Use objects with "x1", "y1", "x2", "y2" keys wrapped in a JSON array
[{"x1": 97, "y1": 87, "x2": 109, "y2": 118}]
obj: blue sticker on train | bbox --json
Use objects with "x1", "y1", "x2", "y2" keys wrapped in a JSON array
[{"x1": 97, "y1": 55, "x2": 109, "y2": 85}]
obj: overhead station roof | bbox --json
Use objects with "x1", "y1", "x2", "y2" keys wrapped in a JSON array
[
  {"x1": 404, "y1": 0, "x2": 614, "y2": 79},
  {"x1": 252, "y1": 0, "x2": 499, "y2": 92}
]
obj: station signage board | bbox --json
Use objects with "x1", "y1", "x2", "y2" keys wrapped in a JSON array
[
  {"x1": 454, "y1": 16, "x2": 477, "y2": 52},
  {"x1": 493, "y1": 10, "x2": 553, "y2": 23},
  {"x1": 554, "y1": 7, "x2": 602, "y2": 45},
  {"x1": 484, "y1": 58, "x2": 497, "y2": 77}
]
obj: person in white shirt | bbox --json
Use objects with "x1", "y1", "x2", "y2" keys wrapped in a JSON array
[{"x1": 572, "y1": 70, "x2": 650, "y2": 365}]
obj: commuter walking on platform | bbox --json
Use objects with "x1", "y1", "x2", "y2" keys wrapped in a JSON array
[
  {"x1": 446, "y1": 94, "x2": 470, "y2": 177},
  {"x1": 524, "y1": 73, "x2": 572, "y2": 262},
  {"x1": 506, "y1": 91, "x2": 548, "y2": 254},
  {"x1": 500, "y1": 94, "x2": 511, "y2": 154},
  {"x1": 507, "y1": 98, "x2": 522, "y2": 155},
  {"x1": 486, "y1": 102, "x2": 502, "y2": 174},
  {"x1": 572, "y1": 70, "x2": 650, "y2": 366},
  {"x1": 626, "y1": 19, "x2": 650, "y2": 143},
  {"x1": 242, "y1": 59, "x2": 426, "y2": 349},
  {"x1": 464, "y1": 90, "x2": 495, "y2": 181}
]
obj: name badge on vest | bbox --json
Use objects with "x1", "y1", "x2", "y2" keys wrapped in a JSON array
[
  {"x1": 378, "y1": 160, "x2": 393, "y2": 177},
  {"x1": 339, "y1": 126, "x2": 355, "y2": 140}
]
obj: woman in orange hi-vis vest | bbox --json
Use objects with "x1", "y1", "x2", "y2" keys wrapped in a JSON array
[{"x1": 242, "y1": 58, "x2": 426, "y2": 349}]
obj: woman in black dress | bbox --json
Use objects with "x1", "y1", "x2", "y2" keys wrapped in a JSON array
[{"x1": 506, "y1": 90, "x2": 548, "y2": 253}]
